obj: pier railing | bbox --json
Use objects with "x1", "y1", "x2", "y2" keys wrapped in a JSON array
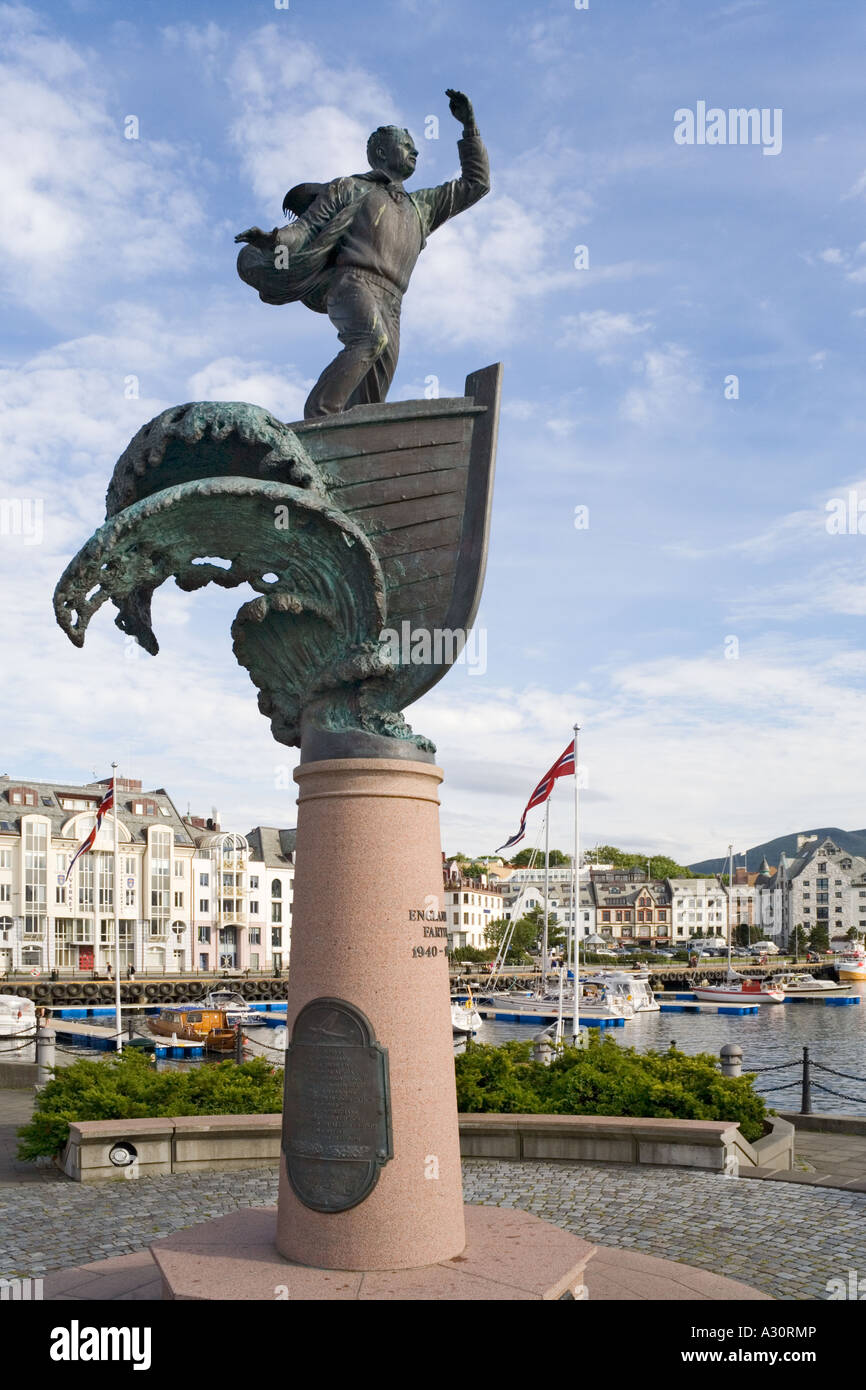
[{"x1": 724, "y1": 1044, "x2": 866, "y2": 1114}]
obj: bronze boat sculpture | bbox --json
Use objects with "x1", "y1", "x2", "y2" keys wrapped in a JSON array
[{"x1": 53, "y1": 366, "x2": 501, "y2": 761}]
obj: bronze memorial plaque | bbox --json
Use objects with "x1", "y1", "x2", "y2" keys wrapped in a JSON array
[{"x1": 282, "y1": 997, "x2": 393, "y2": 1213}]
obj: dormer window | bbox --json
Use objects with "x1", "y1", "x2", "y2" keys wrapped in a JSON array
[{"x1": 8, "y1": 786, "x2": 38, "y2": 807}]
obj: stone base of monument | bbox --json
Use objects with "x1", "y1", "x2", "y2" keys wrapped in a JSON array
[{"x1": 151, "y1": 1204, "x2": 596, "y2": 1301}]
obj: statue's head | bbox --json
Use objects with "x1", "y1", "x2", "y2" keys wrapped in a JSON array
[{"x1": 367, "y1": 125, "x2": 418, "y2": 181}]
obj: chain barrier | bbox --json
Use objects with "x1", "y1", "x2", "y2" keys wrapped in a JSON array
[
  {"x1": 810, "y1": 1080, "x2": 866, "y2": 1103},
  {"x1": 748, "y1": 1059, "x2": 800, "y2": 1074},
  {"x1": 810, "y1": 1060, "x2": 866, "y2": 1084}
]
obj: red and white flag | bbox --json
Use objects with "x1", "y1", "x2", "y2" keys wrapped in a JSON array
[
  {"x1": 64, "y1": 784, "x2": 115, "y2": 881},
  {"x1": 496, "y1": 740, "x2": 575, "y2": 853}
]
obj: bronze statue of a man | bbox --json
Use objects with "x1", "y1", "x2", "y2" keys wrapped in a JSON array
[{"x1": 235, "y1": 89, "x2": 489, "y2": 419}]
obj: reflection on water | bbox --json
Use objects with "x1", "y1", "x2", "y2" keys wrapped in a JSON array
[{"x1": 473, "y1": 1002, "x2": 866, "y2": 1114}]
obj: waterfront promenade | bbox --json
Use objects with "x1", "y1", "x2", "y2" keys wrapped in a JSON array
[{"x1": 3, "y1": 1089, "x2": 866, "y2": 1299}]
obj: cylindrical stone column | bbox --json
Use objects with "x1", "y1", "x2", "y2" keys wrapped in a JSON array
[{"x1": 276, "y1": 758, "x2": 465, "y2": 1271}]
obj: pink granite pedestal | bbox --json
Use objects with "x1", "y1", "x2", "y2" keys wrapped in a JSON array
[
  {"x1": 152, "y1": 1204, "x2": 597, "y2": 1301},
  {"x1": 274, "y1": 757, "x2": 465, "y2": 1272}
]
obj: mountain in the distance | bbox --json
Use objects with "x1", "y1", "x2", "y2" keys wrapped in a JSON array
[{"x1": 689, "y1": 827, "x2": 866, "y2": 876}]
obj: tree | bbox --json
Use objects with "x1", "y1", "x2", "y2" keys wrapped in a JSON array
[
  {"x1": 484, "y1": 916, "x2": 536, "y2": 962},
  {"x1": 588, "y1": 846, "x2": 694, "y2": 879},
  {"x1": 807, "y1": 921, "x2": 830, "y2": 952},
  {"x1": 521, "y1": 904, "x2": 566, "y2": 951},
  {"x1": 510, "y1": 848, "x2": 571, "y2": 868}
]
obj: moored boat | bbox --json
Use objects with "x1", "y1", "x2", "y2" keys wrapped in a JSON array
[
  {"x1": 149, "y1": 1007, "x2": 236, "y2": 1052},
  {"x1": 0, "y1": 994, "x2": 36, "y2": 1038},
  {"x1": 837, "y1": 948, "x2": 866, "y2": 983},
  {"x1": 772, "y1": 972, "x2": 853, "y2": 997},
  {"x1": 692, "y1": 976, "x2": 784, "y2": 1005}
]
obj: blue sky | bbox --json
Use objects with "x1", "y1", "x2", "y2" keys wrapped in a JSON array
[{"x1": 2, "y1": 0, "x2": 866, "y2": 862}]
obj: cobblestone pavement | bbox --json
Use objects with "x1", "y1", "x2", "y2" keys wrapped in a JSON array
[{"x1": 3, "y1": 1157, "x2": 865, "y2": 1298}]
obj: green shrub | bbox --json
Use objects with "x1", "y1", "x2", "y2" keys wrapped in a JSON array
[
  {"x1": 455, "y1": 1035, "x2": 768, "y2": 1143},
  {"x1": 17, "y1": 1050, "x2": 283, "y2": 1160}
]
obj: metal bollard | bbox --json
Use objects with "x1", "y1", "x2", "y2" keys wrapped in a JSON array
[
  {"x1": 801, "y1": 1045, "x2": 812, "y2": 1114},
  {"x1": 35, "y1": 1027, "x2": 56, "y2": 1089},
  {"x1": 720, "y1": 1043, "x2": 743, "y2": 1078},
  {"x1": 530, "y1": 1033, "x2": 554, "y2": 1066}
]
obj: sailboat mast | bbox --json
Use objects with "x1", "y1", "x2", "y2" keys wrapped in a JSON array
[{"x1": 727, "y1": 842, "x2": 734, "y2": 974}]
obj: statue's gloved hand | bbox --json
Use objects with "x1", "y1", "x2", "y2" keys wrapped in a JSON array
[
  {"x1": 234, "y1": 226, "x2": 276, "y2": 250},
  {"x1": 445, "y1": 89, "x2": 476, "y2": 131}
]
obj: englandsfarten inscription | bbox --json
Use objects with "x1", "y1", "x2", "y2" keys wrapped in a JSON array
[{"x1": 283, "y1": 998, "x2": 393, "y2": 1214}]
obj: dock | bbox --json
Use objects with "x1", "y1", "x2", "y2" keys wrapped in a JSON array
[
  {"x1": 53, "y1": 1017, "x2": 205, "y2": 1058},
  {"x1": 478, "y1": 1008, "x2": 625, "y2": 1029},
  {"x1": 659, "y1": 1001, "x2": 760, "y2": 1015}
]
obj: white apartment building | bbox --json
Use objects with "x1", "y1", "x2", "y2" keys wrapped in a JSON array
[
  {"x1": 444, "y1": 865, "x2": 506, "y2": 950},
  {"x1": 755, "y1": 838, "x2": 866, "y2": 947},
  {"x1": 0, "y1": 774, "x2": 295, "y2": 976},
  {"x1": 668, "y1": 878, "x2": 729, "y2": 943}
]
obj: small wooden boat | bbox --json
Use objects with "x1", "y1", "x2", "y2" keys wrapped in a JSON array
[{"x1": 149, "y1": 1007, "x2": 236, "y2": 1052}]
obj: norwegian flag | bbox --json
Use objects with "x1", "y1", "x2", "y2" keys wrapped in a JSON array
[
  {"x1": 64, "y1": 784, "x2": 115, "y2": 881},
  {"x1": 496, "y1": 740, "x2": 575, "y2": 853}
]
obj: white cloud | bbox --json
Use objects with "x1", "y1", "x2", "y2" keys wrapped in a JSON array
[
  {"x1": 619, "y1": 345, "x2": 705, "y2": 428},
  {"x1": 558, "y1": 309, "x2": 651, "y2": 361},
  {"x1": 0, "y1": 6, "x2": 205, "y2": 316},
  {"x1": 186, "y1": 357, "x2": 311, "y2": 422}
]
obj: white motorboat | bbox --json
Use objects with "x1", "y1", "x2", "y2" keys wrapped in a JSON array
[
  {"x1": 591, "y1": 970, "x2": 659, "y2": 1013},
  {"x1": 692, "y1": 975, "x2": 784, "y2": 1004},
  {"x1": 773, "y1": 972, "x2": 854, "y2": 996},
  {"x1": 451, "y1": 989, "x2": 482, "y2": 1035},
  {"x1": 0, "y1": 994, "x2": 37, "y2": 1037},
  {"x1": 199, "y1": 990, "x2": 270, "y2": 1026}
]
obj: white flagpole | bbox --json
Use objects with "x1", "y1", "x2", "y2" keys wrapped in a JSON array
[
  {"x1": 541, "y1": 800, "x2": 550, "y2": 991},
  {"x1": 572, "y1": 724, "x2": 581, "y2": 1042},
  {"x1": 112, "y1": 762, "x2": 123, "y2": 1052}
]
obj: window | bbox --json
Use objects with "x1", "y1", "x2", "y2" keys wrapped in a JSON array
[
  {"x1": 174, "y1": 891, "x2": 184, "y2": 909},
  {"x1": 0, "y1": 884, "x2": 9, "y2": 902},
  {"x1": 174, "y1": 862, "x2": 184, "y2": 878},
  {"x1": 272, "y1": 902, "x2": 282, "y2": 923},
  {"x1": 249, "y1": 928, "x2": 261, "y2": 945},
  {"x1": 199, "y1": 898, "x2": 209, "y2": 913},
  {"x1": 250, "y1": 901, "x2": 259, "y2": 916},
  {"x1": 271, "y1": 879, "x2": 282, "y2": 898},
  {"x1": 149, "y1": 828, "x2": 171, "y2": 935},
  {"x1": 272, "y1": 928, "x2": 282, "y2": 947},
  {"x1": 250, "y1": 876, "x2": 259, "y2": 890},
  {"x1": 199, "y1": 873, "x2": 209, "y2": 887},
  {"x1": 98, "y1": 852, "x2": 114, "y2": 910},
  {"x1": 0, "y1": 850, "x2": 12, "y2": 869},
  {"x1": 198, "y1": 926, "x2": 210, "y2": 943},
  {"x1": 24, "y1": 819, "x2": 48, "y2": 933}
]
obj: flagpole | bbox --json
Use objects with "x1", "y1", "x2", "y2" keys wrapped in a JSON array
[
  {"x1": 541, "y1": 800, "x2": 550, "y2": 992},
  {"x1": 572, "y1": 724, "x2": 581, "y2": 1042},
  {"x1": 112, "y1": 762, "x2": 123, "y2": 1052}
]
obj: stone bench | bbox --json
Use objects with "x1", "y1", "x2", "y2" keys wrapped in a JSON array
[{"x1": 57, "y1": 1110, "x2": 793, "y2": 1182}]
